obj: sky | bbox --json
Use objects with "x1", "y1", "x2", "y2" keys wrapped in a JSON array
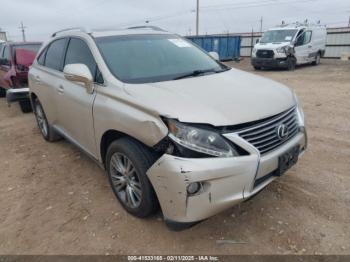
[{"x1": 0, "y1": 0, "x2": 349, "y2": 41}]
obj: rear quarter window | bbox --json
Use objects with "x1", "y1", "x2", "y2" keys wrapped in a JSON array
[{"x1": 44, "y1": 38, "x2": 67, "y2": 71}]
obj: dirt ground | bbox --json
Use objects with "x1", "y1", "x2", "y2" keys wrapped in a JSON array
[{"x1": 0, "y1": 59, "x2": 349, "y2": 255}]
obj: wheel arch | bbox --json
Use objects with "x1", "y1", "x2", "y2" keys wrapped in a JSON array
[
  {"x1": 100, "y1": 129, "x2": 160, "y2": 168},
  {"x1": 29, "y1": 92, "x2": 38, "y2": 111}
]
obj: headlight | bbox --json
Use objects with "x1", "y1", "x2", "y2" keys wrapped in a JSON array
[
  {"x1": 276, "y1": 46, "x2": 288, "y2": 53},
  {"x1": 294, "y1": 92, "x2": 305, "y2": 126},
  {"x1": 166, "y1": 119, "x2": 237, "y2": 157},
  {"x1": 252, "y1": 48, "x2": 257, "y2": 57}
]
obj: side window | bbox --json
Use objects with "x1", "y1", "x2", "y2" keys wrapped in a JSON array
[
  {"x1": 64, "y1": 38, "x2": 102, "y2": 83},
  {"x1": 1, "y1": 46, "x2": 11, "y2": 65},
  {"x1": 45, "y1": 38, "x2": 67, "y2": 71},
  {"x1": 303, "y1": 31, "x2": 312, "y2": 45},
  {"x1": 295, "y1": 30, "x2": 305, "y2": 46},
  {"x1": 37, "y1": 47, "x2": 47, "y2": 66}
]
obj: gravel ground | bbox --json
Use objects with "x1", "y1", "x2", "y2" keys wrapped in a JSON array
[{"x1": 0, "y1": 59, "x2": 349, "y2": 255}]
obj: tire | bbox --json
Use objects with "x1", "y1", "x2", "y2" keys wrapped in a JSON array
[
  {"x1": 106, "y1": 137, "x2": 159, "y2": 218},
  {"x1": 253, "y1": 66, "x2": 261, "y2": 70},
  {"x1": 0, "y1": 87, "x2": 6, "y2": 98},
  {"x1": 287, "y1": 56, "x2": 296, "y2": 71},
  {"x1": 312, "y1": 53, "x2": 321, "y2": 66},
  {"x1": 33, "y1": 99, "x2": 61, "y2": 142},
  {"x1": 19, "y1": 100, "x2": 33, "y2": 113}
]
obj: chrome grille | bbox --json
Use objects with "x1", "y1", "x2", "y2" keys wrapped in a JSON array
[
  {"x1": 235, "y1": 107, "x2": 299, "y2": 155},
  {"x1": 256, "y1": 49, "x2": 274, "y2": 58}
]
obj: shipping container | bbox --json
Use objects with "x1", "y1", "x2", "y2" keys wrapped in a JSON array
[{"x1": 186, "y1": 35, "x2": 241, "y2": 61}]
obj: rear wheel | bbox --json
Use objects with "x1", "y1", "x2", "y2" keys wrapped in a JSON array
[
  {"x1": 312, "y1": 53, "x2": 321, "y2": 66},
  {"x1": 253, "y1": 66, "x2": 261, "y2": 70},
  {"x1": 33, "y1": 99, "x2": 61, "y2": 142},
  {"x1": 0, "y1": 87, "x2": 6, "y2": 98},
  {"x1": 106, "y1": 138, "x2": 159, "y2": 218},
  {"x1": 19, "y1": 100, "x2": 33, "y2": 113}
]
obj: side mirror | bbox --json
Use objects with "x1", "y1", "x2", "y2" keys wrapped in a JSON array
[
  {"x1": 64, "y1": 64, "x2": 94, "y2": 94},
  {"x1": 209, "y1": 51, "x2": 220, "y2": 61},
  {"x1": 256, "y1": 38, "x2": 260, "y2": 44}
]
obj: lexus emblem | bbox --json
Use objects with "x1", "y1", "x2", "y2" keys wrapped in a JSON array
[{"x1": 277, "y1": 124, "x2": 289, "y2": 140}]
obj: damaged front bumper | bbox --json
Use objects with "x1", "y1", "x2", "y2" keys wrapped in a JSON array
[{"x1": 147, "y1": 129, "x2": 307, "y2": 224}]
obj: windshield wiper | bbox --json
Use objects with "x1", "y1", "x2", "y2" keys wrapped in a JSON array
[{"x1": 173, "y1": 68, "x2": 224, "y2": 80}]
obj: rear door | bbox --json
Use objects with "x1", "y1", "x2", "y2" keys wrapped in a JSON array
[
  {"x1": 56, "y1": 37, "x2": 102, "y2": 157},
  {"x1": 30, "y1": 38, "x2": 68, "y2": 126}
]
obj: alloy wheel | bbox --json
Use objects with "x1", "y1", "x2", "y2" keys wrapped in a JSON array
[
  {"x1": 109, "y1": 153, "x2": 142, "y2": 208},
  {"x1": 35, "y1": 103, "x2": 48, "y2": 137}
]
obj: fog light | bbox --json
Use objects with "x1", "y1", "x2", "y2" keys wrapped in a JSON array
[{"x1": 187, "y1": 182, "x2": 201, "y2": 195}]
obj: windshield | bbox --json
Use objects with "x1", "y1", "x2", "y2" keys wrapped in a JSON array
[
  {"x1": 260, "y1": 29, "x2": 298, "y2": 43},
  {"x1": 95, "y1": 34, "x2": 226, "y2": 84}
]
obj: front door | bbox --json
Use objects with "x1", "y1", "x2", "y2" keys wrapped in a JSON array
[
  {"x1": 294, "y1": 30, "x2": 313, "y2": 64},
  {"x1": 55, "y1": 37, "x2": 101, "y2": 158}
]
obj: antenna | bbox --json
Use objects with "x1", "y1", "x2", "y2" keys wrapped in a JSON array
[{"x1": 19, "y1": 21, "x2": 26, "y2": 42}]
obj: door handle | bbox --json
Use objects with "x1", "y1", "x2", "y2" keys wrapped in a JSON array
[
  {"x1": 57, "y1": 85, "x2": 64, "y2": 94},
  {"x1": 308, "y1": 45, "x2": 312, "y2": 48},
  {"x1": 34, "y1": 76, "x2": 41, "y2": 83}
]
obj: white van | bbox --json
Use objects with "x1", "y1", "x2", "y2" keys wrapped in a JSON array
[{"x1": 251, "y1": 22, "x2": 327, "y2": 70}]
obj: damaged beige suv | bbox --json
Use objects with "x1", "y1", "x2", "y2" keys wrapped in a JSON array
[{"x1": 29, "y1": 26, "x2": 307, "y2": 230}]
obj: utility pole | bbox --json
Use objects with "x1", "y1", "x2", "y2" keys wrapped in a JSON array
[
  {"x1": 19, "y1": 21, "x2": 26, "y2": 42},
  {"x1": 259, "y1": 17, "x2": 263, "y2": 32},
  {"x1": 196, "y1": 0, "x2": 199, "y2": 35}
]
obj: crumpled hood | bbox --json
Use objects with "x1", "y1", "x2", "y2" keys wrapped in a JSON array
[
  {"x1": 124, "y1": 68, "x2": 296, "y2": 126},
  {"x1": 255, "y1": 42, "x2": 292, "y2": 50}
]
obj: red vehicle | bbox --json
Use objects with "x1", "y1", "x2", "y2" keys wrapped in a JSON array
[{"x1": 0, "y1": 42, "x2": 42, "y2": 112}]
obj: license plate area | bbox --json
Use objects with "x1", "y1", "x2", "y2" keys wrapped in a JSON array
[{"x1": 277, "y1": 145, "x2": 300, "y2": 176}]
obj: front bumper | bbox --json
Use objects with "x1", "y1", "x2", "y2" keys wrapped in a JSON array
[
  {"x1": 251, "y1": 57, "x2": 289, "y2": 69},
  {"x1": 147, "y1": 129, "x2": 307, "y2": 223},
  {"x1": 6, "y1": 87, "x2": 30, "y2": 104}
]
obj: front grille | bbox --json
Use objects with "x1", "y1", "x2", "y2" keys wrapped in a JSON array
[
  {"x1": 256, "y1": 49, "x2": 274, "y2": 58},
  {"x1": 235, "y1": 107, "x2": 299, "y2": 155}
]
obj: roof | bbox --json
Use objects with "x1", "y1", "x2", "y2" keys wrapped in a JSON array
[
  {"x1": 51, "y1": 26, "x2": 171, "y2": 38},
  {"x1": 5, "y1": 41, "x2": 42, "y2": 46}
]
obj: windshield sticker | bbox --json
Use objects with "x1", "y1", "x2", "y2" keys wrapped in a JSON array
[
  {"x1": 285, "y1": 36, "x2": 292, "y2": 41},
  {"x1": 168, "y1": 39, "x2": 192, "y2": 48}
]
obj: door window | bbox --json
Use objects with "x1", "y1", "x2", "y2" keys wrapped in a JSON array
[
  {"x1": 295, "y1": 30, "x2": 305, "y2": 46},
  {"x1": 64, "y1": 38, "x2": 101, "y2": 83},
  {"x1": 1, "y1": 46, "x2": 11, "y2": 66},
  {"x1": 303, "y1": 31, "x2": 312, "y2": 45},
  {"x1": 45, "y1": 38, "x2": 67, "y2": 71},
  {"x1": 37, "y1": 47, "x2": 47, "y2": 66}
]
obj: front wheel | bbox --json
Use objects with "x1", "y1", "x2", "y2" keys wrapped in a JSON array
[
  {"x1": 287, "y1": 57, "x2": 296, "y2": 71},
  {"x1": 106, "y1": 138, "x2": 159, "y2": 218}
]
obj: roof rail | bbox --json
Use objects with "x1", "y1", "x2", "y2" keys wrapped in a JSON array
[
  {"x1": 127, "y1": 26, "x2": 166, "y2": 32},
  {"x1": 51, "y1": 27, "x2": 89, "y2": 37}
]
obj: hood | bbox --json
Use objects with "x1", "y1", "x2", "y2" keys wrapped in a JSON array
[
  {"x1": 255, "y1": 42, "x2": 292, "y2": 50},
  {"x1": 15, "y1": 49, "x2": 37, "y2": 67},
  {"x1": 124, "y1": 68, "x2": 296, "y2": 126}
]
